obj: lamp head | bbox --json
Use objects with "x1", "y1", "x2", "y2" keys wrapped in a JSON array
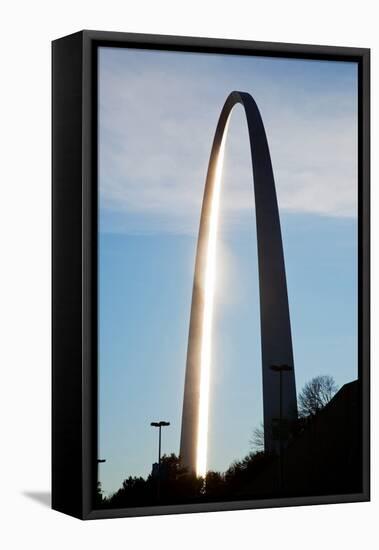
[{"x1": 269, "y1": 364, "x2": 293, "y2": 372}]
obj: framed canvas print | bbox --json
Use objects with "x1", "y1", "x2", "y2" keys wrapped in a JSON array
[{"x1": 52, "y1": 30, "x2": 370, "y2": 520}]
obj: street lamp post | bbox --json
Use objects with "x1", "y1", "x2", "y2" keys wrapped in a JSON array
[
  {"x1": 150, "y1": 421, "x2": 170, "y2": 500},
  {"x1": 150, "y1": 421, "x2": 170, "y2": 464},
  {"x1": 269, "y1": 364, "x2": 293, "y2": 492}
]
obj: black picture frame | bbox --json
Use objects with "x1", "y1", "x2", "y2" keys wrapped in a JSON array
[{"x1": 52, "y1": 30, "x2": 370, "y2": 520}]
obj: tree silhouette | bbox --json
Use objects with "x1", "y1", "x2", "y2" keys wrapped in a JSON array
[
  {"x1": 104, "y1": 454, "x2": 203, "y2": 508},
  {"x1": 108, "y1": 475, "x2": 151, "y2": 507},
  {"x1": 250, "y1": 422, "x2": 265, "y2": 453},
  {"x1": 95, "y1": 481, "x2": 104, "y2": 507},
  {"x1": 205, "y1": 471, "x2": 225, "y2": 499},
  {"x1": 223, "y1": 451, "x2": 274, "y2": 494},
  {"x1": 155, "y1": 453, "x2": 203, "y2": 502},
  {"x1": 298, "y1": 375, "x2": 338, "y2": 417}
]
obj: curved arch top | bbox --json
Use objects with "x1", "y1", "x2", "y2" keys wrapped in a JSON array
[{"x1": 180, "y1": 91, "x2": 298, "y2": 476}]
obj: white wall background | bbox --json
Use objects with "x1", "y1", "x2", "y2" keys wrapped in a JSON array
[{"x1": 0, "y1": 1, "x2": 376, "y2": 548}]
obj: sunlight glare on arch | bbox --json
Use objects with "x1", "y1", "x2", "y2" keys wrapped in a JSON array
[{"x1": 196, "y1": 117, "x2": 231, "y2": 478}]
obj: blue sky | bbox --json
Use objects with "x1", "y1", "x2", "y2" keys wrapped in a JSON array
[{"x1": 98, "y1": 47, "x2": 358, "y2": 495}]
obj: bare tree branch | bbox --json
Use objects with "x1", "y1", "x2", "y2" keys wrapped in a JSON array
[
  {"x1": 250, "y1": 422, "x2": 265, "y2": 452},
  {"x1": 298, "y1": 375, "x2": 338, "y2": 417}
]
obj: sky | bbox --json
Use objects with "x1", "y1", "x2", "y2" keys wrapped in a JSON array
[{"x1": 98, "y1": 46, "x2": 358, "y2": 496}]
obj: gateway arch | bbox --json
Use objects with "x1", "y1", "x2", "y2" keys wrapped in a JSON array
[{"x1": 180, "y1": 91, "x2": 297, "y2": 476}]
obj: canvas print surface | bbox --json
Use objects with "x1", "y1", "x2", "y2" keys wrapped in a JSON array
[{"x1": 96, "y1": 46, "x2": 360, "y2": 509}]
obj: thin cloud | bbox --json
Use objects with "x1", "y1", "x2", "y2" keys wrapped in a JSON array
[{"x1": 99, "y1": 48, "x2": 358, "y2": 234}]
